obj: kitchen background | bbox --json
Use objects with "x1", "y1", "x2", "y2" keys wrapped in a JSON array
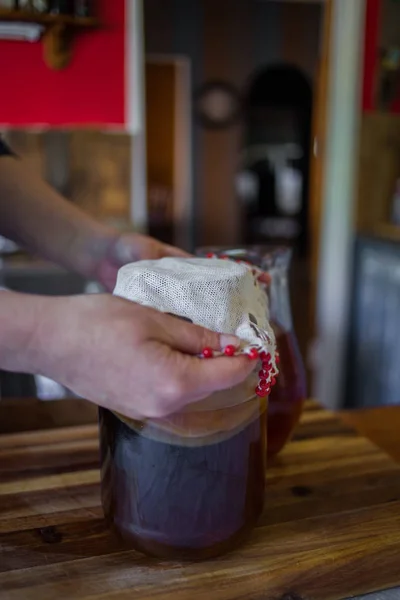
[{"x1": 0, "y1": 0, "x2": 399, "y2": 425}]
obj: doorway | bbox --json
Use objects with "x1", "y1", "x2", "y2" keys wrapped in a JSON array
[
  {"x1": 145, "y1": 55, "x2": 193, "y2": 251},
  {"x1": 239, "y1": 64, "x2": 313, "y2": 257},
  {"x1": 237, "y1": 63, "x2": 314, "y2": 376}
]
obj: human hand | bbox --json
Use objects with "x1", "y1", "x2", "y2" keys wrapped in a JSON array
[
  {"x1": 93, "y1": 231, "x2": 190, "y2": 292},
  {"x1": 35, "y1": 294, "x2": 255, "y2": 419}
]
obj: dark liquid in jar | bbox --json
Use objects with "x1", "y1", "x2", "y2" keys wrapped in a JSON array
[
  {"x1": 267, "y1": 325, "x2": 306, "y2": 458},
  {"x1": 99, "y1": 404, "x2": 267, "y2": 560}
]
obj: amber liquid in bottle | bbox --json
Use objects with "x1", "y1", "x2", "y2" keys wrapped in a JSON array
[{"x1": 267, "y1": 323, "x2": 306, "y2": 458}]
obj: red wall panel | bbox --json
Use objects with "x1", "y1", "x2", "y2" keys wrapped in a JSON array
[
  {"x1": 362, "y1": 0, "x2": 382, "y2": 112},
  {"x1": 0, "y1": 0, "x2": 125, "y2": 127}
]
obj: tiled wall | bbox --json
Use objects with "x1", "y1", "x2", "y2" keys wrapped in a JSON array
[{"x1": 3, "y1": 130, "x2": 131, "y2": 224}]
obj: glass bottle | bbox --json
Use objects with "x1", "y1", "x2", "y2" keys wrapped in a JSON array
[
  {"x1": 196, "y1": 246, "x2": 306, "y2": 458},
  {"x1": 261, "y1": 247, "x2": 306, "y2": 457}
]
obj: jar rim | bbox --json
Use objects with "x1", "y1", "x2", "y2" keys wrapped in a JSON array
[{"x1": 196, "y1": 245, "x2": 292, "y2": 270}]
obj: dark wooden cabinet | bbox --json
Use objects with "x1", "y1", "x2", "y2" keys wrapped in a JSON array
[{"x1": 346, "y1": 236, "x2": 400, "y2": 408}]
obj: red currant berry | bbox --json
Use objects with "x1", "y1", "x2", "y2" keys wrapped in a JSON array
[
  {"x1": 224, "y1": 345, "x2": 236, "y2": 357},
  {"x1": 202, "y1": 347, "x2": 214, "y2": 359},
  {"x1": 255, "y1": 386, "x2": 268, "y2": 398},
  {"x1": 248, "y1": 348, "x2": 259, "y2": 360}
]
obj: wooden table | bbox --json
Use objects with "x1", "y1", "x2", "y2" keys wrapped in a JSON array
[
  {"x1": 1, "y1": 400, "x2": 400, "y2": 600},
  {"x1": 341, "y1": 406, "x2": 400, "y2": 465}
]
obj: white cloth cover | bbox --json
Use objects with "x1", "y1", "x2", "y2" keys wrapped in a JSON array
[
  {"x1": 114, "y1": 257, "x2": 277, "y2": 361},
  {"x1": 113, "y1": 257, "x2": 278, "y2": 431}
]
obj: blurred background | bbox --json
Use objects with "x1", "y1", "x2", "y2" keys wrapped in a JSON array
[{"x1": 0, "y1": 0, "x2": 399, "y2": 424}]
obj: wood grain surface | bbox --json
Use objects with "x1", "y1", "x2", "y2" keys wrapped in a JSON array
[
  {"x1": 341, "y1": 406, "x2": 400, "y2": 465},
  {"x1": 1, "y1": 400, "x2": 400, "y2": 600}
]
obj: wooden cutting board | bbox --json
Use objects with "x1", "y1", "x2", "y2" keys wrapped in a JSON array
[{"x1": 1, "y1": 400, "x2": 400, "y2": 600}]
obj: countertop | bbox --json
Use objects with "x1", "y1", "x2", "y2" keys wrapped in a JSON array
[
  {"x1": 341, "y1": 407, "x2": 400, "y2": 600},
  {"x1": 341, "y1": 406, "x2": 400, "y2": 465},
  {"x1": 1, "y1": 399, "x2": 400, "y2": 600}
]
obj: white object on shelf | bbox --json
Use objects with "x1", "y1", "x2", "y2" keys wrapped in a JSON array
[
  {"x1": 19, "y1": 0, "x2": 48, "y2": 11},
  {"x1": 275, "y1": 165, "x2": 302, "y2": 216},
  {"x1": 0, "y1": 22, "x2": 44, "y2": 42}
]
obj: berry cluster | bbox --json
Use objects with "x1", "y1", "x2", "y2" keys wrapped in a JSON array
[
  {"x1": 200, "y1": 252, "x2": 279, "y2": 398},
  {"x1": 200, "y1": 345, "x2": 279, "y2": 398}
]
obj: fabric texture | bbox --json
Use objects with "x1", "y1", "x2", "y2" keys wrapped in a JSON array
[
  {"x1": 113, "y1": 258, "x2": 278, "y2": 436},
  {"x1": 114, "y1": 257, "x2": 278, "y2": 363}
]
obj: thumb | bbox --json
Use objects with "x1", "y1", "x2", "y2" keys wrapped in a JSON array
[
  {"x1": 160, "y1": 243, "x2": 191, "y2": 259},
  {"x1": 160, "y1": 315, "x2": 240, "y2": 356}
]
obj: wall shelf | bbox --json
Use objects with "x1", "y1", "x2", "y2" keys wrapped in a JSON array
[{"x1": 0, "y1": 9, "x2": 99, "y2": 70}]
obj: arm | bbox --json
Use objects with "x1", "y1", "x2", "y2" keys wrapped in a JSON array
[
  {"x1": 0, "y1": 150, "x2": 188, "y2": 290},
  {"x1": 0, "y1": 154, "x2": 115, "y2": 279},
  {"x1": 0, "y1": 290, "x2": 45, "y2": 375},
  {"x1": 0, "y1": 141, "x2": 254, "y2": 418}
]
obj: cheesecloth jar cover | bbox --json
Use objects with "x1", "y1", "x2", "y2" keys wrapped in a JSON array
[{"x1": 112, "y1": 257, "x2": 278, "y2": 440}]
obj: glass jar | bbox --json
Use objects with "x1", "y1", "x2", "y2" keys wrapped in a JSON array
[
  {"x1": 197, "y1": 246, "x2": 306, "y2": 458},
  {"x1": 99, "y1": 381, "x2": 267, "y2": 561}
]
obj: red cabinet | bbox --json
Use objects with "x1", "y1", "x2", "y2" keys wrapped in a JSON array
[{"x1": 0, "y1": 0, "x2": 126, "y2": 127}]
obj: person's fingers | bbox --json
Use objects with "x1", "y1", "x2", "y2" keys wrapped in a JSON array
[
  {"x1": 157, "y1": 315, "x2": 239, "y2": 354},
  {"x1": 112, "y1": 233, "x2": 191, "y2": 262},
  {"x1": 161, "y1": 244, "x2": 191, "y2": 258},
  {"x1": 169, "y1": 354, "x2": 256, "y2": 405}
]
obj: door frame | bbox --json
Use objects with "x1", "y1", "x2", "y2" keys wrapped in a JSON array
[
  {"x1": 126, "y1": 0, "x2": 147, "y2": 232},
  {"x1": 146, "y1": 54, "x2": 193, "y2": 251},
  {"x1": 309, "y1": 0, "x2": 333, "y2": 330},
  {"x1": 312, "y1": 0, "x2": 366, "y2": 409}
]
